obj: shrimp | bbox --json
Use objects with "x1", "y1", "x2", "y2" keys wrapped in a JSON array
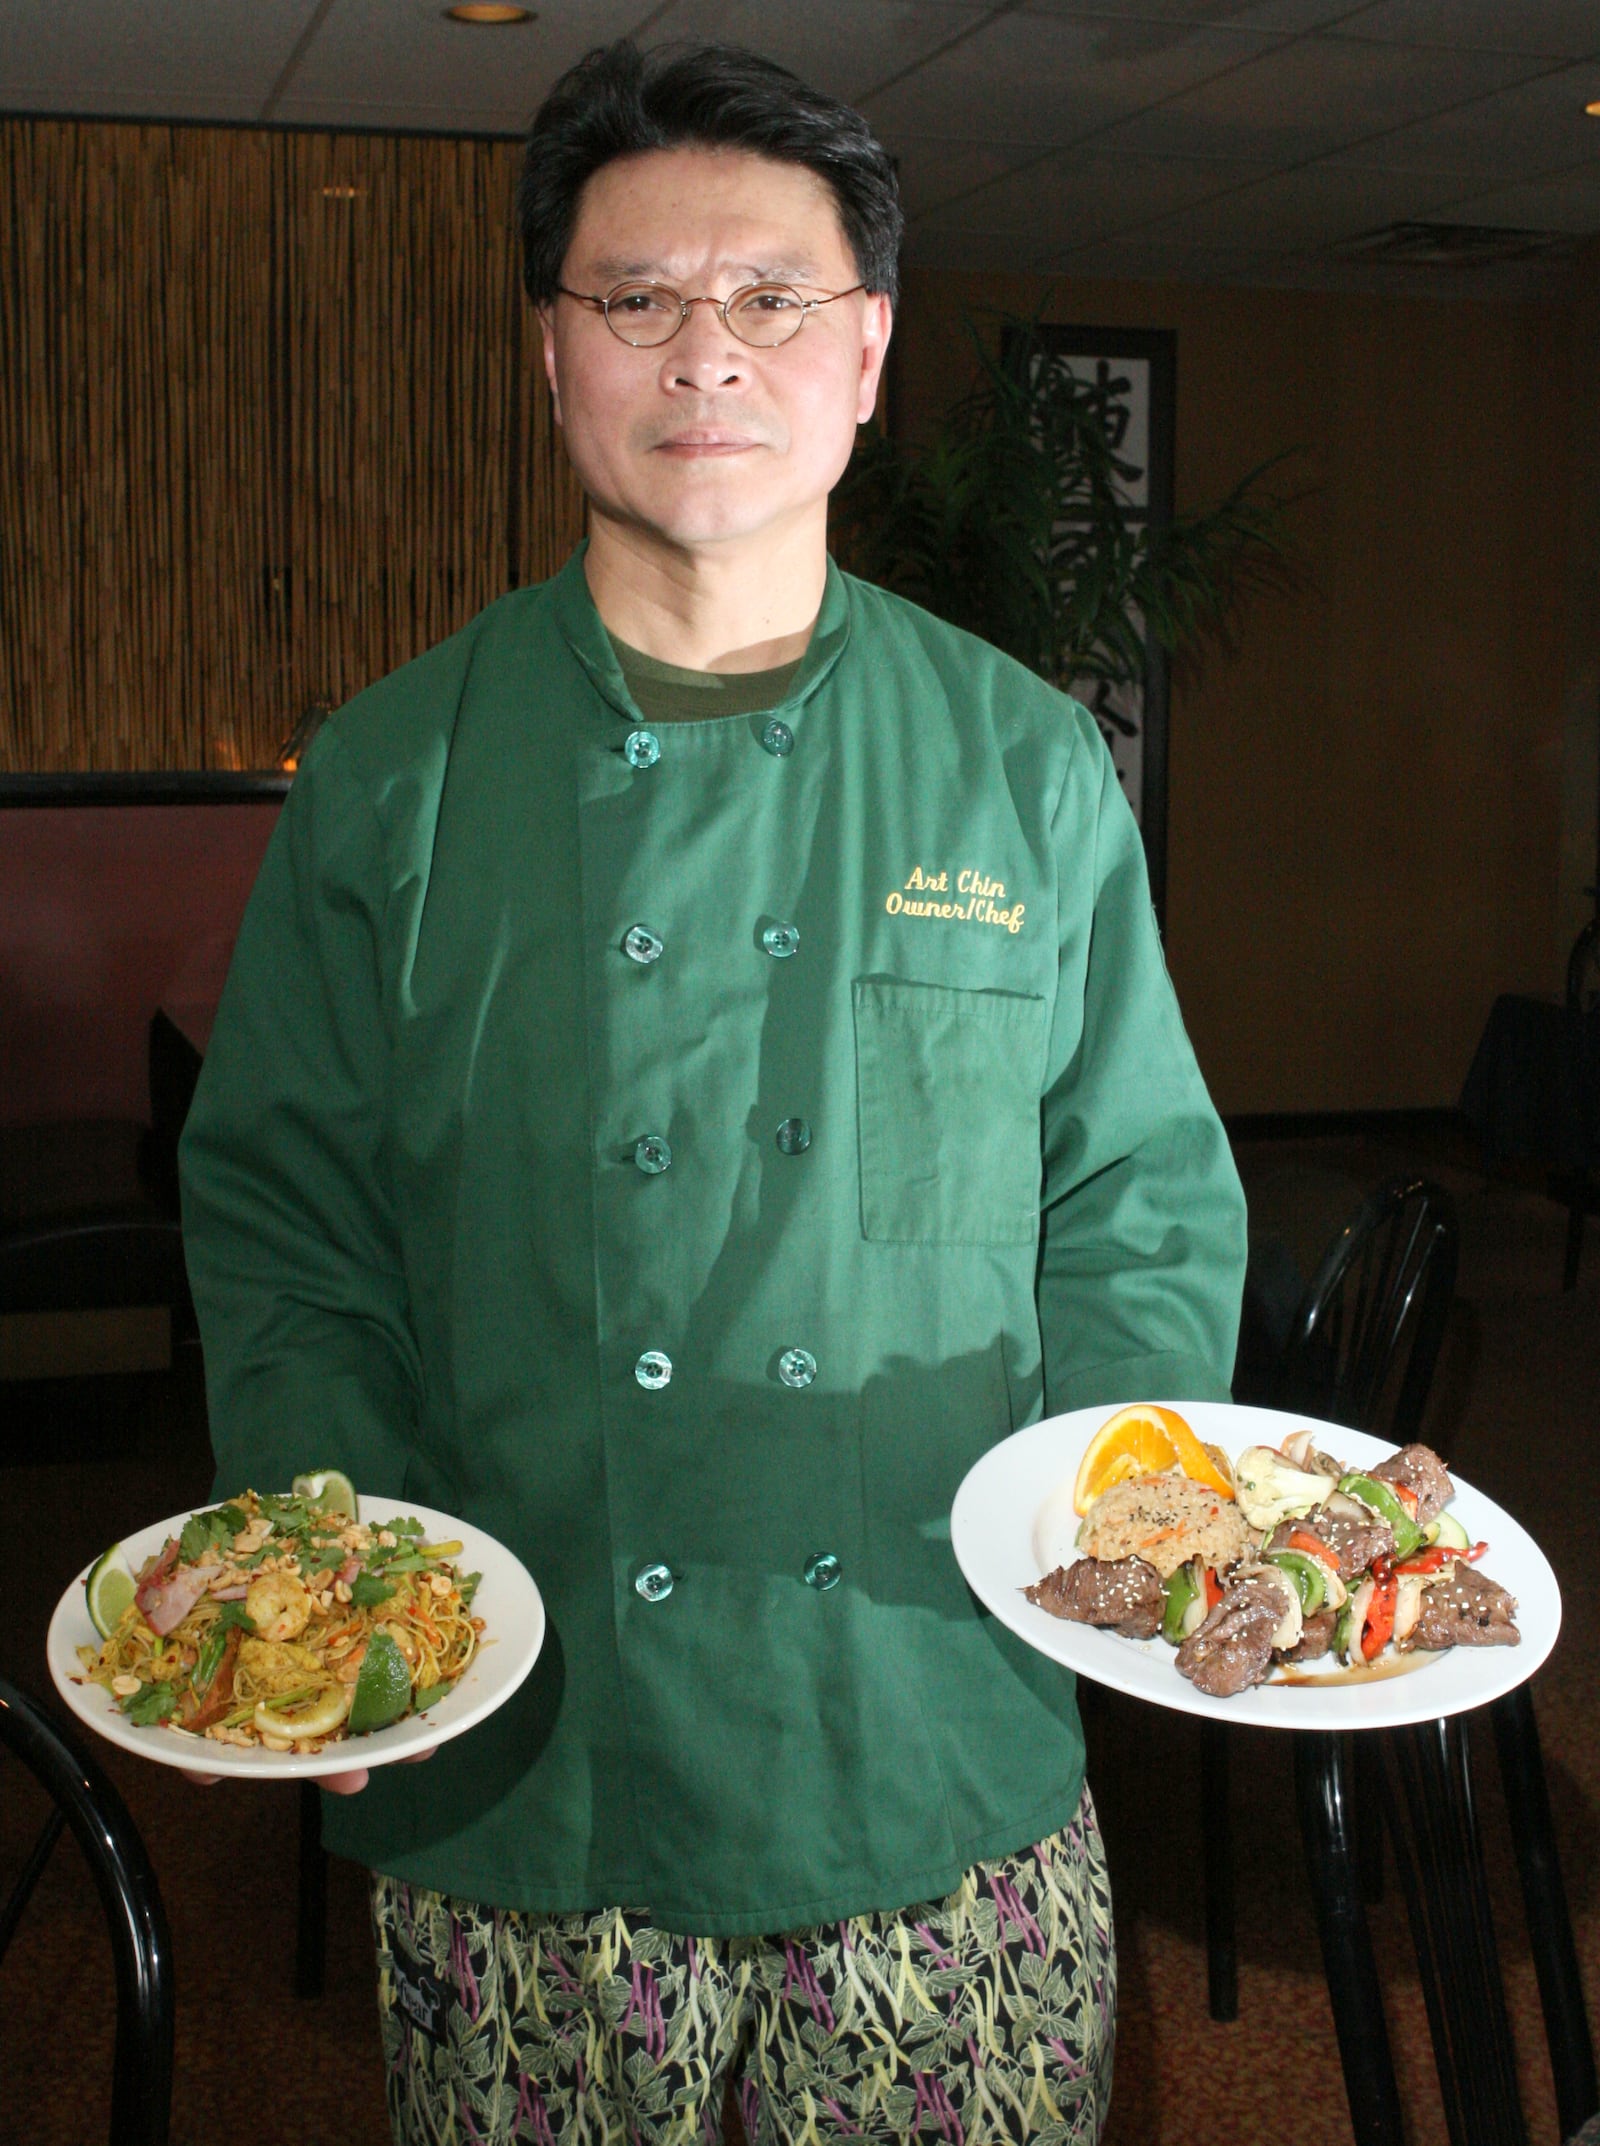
[{"x1": 245, "y1": 1569, "x2": 313, "y2": 1643}]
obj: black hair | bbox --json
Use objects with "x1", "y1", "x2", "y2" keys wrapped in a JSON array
[{"x1": 515, "y1": 40, "x2": 903, "y2": 308}]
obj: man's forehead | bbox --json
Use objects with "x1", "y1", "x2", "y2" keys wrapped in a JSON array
[{"x1": 566, "y1": 146, "x2": 851, "y2": 280}]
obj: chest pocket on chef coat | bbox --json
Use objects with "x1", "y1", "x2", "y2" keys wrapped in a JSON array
[{"x1": 853, "y1": 977, "x2": 1047, "y2": 1245}]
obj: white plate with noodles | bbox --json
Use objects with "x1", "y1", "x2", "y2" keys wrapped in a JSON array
[
  {"x1": 951, "y1": 1402, "x2": 1561, "y2": 1731},
  {"x1": 47, "y1": 1496, "x2": 544, "y2": 1779}
]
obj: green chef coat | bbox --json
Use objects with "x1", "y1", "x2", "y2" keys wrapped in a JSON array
[{"x1": 179, "y1": 545, "x2": 1246, "y2": 1936}]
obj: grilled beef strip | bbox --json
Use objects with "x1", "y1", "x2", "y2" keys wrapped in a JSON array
[
  {"x1": 1312, "y1": 1506, "x2": 1395, "y2": 1579},
  {"x1": 1370, "y1": 1442, "x2": 1455, "y2": 1526},
  {"x1": 1026, "y1": 1557, "x2": 1166, "y2": 1639},
  {"x1": 1175, "y1": 1577, "x2": 1284, "y2": 1697},
  {"x1": 1404, "y1": 1566, "x2": 1519, "y2": 1650},
  {"x1": 1281, "y1": 1606, "x2": 1338, "y2": 1663}
]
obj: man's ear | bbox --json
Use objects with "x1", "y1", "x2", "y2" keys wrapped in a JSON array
[
  {"x1": 538, "y1": 304, "x2": 563, "y2": 426},
  {"x1": 856, "y1": 293, "x2": 893, "y2": 426}
]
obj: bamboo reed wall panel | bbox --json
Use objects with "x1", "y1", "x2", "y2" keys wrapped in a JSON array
[{"x1": 0, "y1": 119, "x2": 584, "y2": 772}]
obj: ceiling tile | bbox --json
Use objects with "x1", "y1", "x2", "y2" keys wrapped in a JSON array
[
  {"x1": 1028, "y1": 237, "x2": 1282, "y2": 283},
  {"x1": 1015, "y1": 1, "x2": 1367, "y2": 32},
  {"x1": 1334, "y1": 0, "x2": 1600, "y2": 58},
  {"x1": 1105, "y1": 32, "x2": 1557, "y2": 161},
  {"x1": 1319, "y1": 63, "x2": 1600, "y2": 178},
  {"x1": 888, "y1": 132, "x2": 1055, "y2": 217},
  {"x1": 900, "y1": 223, "x2": 1051, "y2": 272},
  {"x1": 860, "y1": 13, "x2": 1290, "y2": 146},
  {"x1": 0, "y1": 0, "x2": 318, "y2": 112},
  {"x1": 1124, "y1": 155, "x2": 1470, "y2": 245},
  {"x1": 917, "y1": 145, "x2": 1281, "y2": 243},
  {"x1": 1439, "y1": 163, "x2": 1600, "y2": 235},
  {"x1": 642, "y1": 0, "x2": 990, "y2": 105},
  {"x1": 280, "y1": 0, "x2": 649, "y2": 129}
]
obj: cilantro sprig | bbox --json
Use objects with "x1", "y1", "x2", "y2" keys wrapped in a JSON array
[{"x1": 120, "y1": 1682, "x2": 179, "y2": 1726}]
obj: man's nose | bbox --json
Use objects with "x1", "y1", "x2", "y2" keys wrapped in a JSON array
[{"x1": 659, "y1": 298, "x2": 749, "y2": 391}]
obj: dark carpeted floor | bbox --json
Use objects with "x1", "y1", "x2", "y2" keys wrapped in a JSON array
[{"x1": 3, "y1": 1128, "x2": 1597, "y2": 2145}]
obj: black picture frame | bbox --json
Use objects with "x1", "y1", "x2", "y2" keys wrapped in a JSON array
[{"x1": 1019, "y1": 323, "x2": 1176, "y2": 926}]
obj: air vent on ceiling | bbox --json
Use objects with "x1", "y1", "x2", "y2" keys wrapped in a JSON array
[{"x1": 1331, "y1": 221, "x2": 1575, "y2": 267}]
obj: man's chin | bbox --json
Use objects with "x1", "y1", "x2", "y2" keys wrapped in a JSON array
[{"x1": 607, "y1": 495, "x2": 800, "y2": 554}]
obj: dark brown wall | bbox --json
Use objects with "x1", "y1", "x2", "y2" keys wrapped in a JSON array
[
  {"x1": 889, "y1": 266, "x2": 1576, "y2": 1115},
  {"x1": 0, "y1": 804, "x2": 280, "y2": 1126}
]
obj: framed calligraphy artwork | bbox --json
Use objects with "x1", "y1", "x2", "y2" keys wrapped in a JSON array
[{"x1": 1015, "y1": 324, "x2": 1176, "y2": 923}]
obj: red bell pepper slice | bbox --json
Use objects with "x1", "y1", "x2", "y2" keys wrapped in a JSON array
[
  {"x1": 1393, "y1": 1546, "x2": 1455, "y2": 1575},
  {"x1": 1361, "y1": 1556, "x2": 1397, "y2": 1660},
  {"x1": 1203, "y1": 1567, "x2": 1223, "y2": 1613}
]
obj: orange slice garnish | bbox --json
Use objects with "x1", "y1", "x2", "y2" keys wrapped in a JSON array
[{"x1": 1071, "y1": 1404, "x2": 1235, "y2": 1515}]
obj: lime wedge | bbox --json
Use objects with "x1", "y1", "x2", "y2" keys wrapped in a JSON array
[
  {"x1": 291, "y1": 1469, "x2": 359, "y2": 1521},
  {"x1": 85, "y1": 1544, "x2": 137, "y2": 1638},
  {"x1": 348, "y1": 1628, "x2": 413, "y2": 1736}
]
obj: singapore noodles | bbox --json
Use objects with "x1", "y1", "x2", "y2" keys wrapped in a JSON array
[{"x1": 77, "y1": 1489, "x2": 483, "y2": 1751}]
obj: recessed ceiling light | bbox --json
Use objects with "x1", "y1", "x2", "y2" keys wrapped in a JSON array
[
  {"x1": 445, "y1": 4, "x2": 535, "y2": 21},
  {"x1": 1587, "y1": 99, "x2": 1600, "y2": 116}
]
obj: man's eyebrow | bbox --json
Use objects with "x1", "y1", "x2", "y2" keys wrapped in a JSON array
[{"x1": 584, "y1": 256, "x2": 825, "y2": 286}]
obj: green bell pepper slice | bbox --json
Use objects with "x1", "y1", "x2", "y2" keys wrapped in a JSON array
[
  {"x1": 1161, "y1": 1561, "x2": 1201, "y2": 1645},
  {"x1": 1338, "y1": 1472, "x2": 1423, "y2": 1560},
  {"x1": 1266, "y1": 1548, "x2": 1327, "y2": 1616}
]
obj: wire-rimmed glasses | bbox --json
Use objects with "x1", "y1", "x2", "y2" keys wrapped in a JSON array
[{"x1": 556, "y1": 278, "x2": 867, "y2": 349}]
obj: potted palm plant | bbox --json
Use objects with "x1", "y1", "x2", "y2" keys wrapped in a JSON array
[{"x1": 834, "y1": 311, "x2": 1294, "y2": 694}]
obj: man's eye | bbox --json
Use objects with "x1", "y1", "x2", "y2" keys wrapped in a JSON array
[
  {"x1": 737, "y1": 287, "x2": 801, "y2": 315},
  {"x1": 613, "y1": 288, "x2": 675, "y2": 315}
]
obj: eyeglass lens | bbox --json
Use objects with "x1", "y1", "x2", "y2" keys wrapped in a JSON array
[{"x1": 603, "y1": 281, "x2": 809, "y2": 348}]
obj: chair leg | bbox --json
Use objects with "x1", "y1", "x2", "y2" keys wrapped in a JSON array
[
  {"x1": 1380, "y1": 1718, "x2": 1526, "y2": 2146},
  {"x1": 296, "y1": 1779, "x2": 328, "y2": 2000},
  {"x1": 1491, "y1": 1685, "x2": 1600, "y2": 2141},
  {"x1": 1200, "y1": 1719, "x2": 1237, "y2": 2021},
  {"x1": 1353, "y1": 1736, "x2": 1385, "y2": 1904},
  {"x1": 1294, "y1": 1732, "x2": 1405, "y2": 2146}
]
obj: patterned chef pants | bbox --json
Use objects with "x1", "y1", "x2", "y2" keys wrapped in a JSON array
[{"x1": 371, "y1": 1783, "x2": 1115, "y2": 2146}]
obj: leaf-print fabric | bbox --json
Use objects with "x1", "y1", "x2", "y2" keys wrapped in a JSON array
[{"x1": 371, "y1": 1784, "x2": 1114, "y2": 2145}]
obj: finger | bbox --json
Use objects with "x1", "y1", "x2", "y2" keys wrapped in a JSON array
[
  {"x1": 319, "y1": 1766, "x2": 370, "y2": 1794},
  {"x1": 180, "y1": 1768, "x2": 221, "y2": 1787},
  {"x1": 401, "y1": 1746, "x2": 439, "y2": 1765}
]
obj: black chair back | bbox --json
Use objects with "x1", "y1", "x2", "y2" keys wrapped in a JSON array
[
  {"x1": 1277, "y1": 1175, "x2": 1459, "y2": 1442},
  {"x1": 0, "y1": 1676, "x2": 173, "y2": 2145}
]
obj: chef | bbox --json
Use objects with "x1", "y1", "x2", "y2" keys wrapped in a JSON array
[{"x1": 181, "y1": 35, "x2": 1247, "y2": 2146}]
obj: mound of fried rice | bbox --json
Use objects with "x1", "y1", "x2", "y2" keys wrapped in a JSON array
[{"x1": 1077, "y1": 1471, "x2": 1251, "y2": 1579}]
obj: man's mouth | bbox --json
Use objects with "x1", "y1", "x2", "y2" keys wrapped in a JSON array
[{"x1": 652, "y1": 431, "x2": 761, "y2": 455}]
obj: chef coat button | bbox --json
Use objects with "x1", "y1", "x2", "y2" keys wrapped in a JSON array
[
  {"x1": 803, "y1": 1551, "x2": 841, "y2": 1592},
  {"x1": 635, "y1": 1351, "x2": 673, "y2": 1390},
  {"x1": 635, "y1": 1562, "x2": 675, "y2": 1602},
  {"x1": 623, "y1": 925, "x2": 664, "y2": 964},
  {"x1": 634, "y1": 1135, "x2": 672, "y2": 1175},
  {"x1": 775, "y1": 1117, "x2": 812, "y2": 1155},
  {"x1": 762, "y1": 923, "x2": 800, "y2": 959},
  {"x1": 624, "y1": 729, "x2": 661, "y2": 770},
  {"x1": 778, "y1": 1347, "x2": 817, "y2": 1389},
  {"x1": 760, "y1": 718, "x2": 794, "y2": 758}
]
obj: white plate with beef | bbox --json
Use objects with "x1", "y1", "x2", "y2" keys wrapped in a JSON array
[{"x1": 950, "y1": 1402, "x2": 1561, "y2": 1729}]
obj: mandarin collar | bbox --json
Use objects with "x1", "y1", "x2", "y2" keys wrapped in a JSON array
[{"x1": 552, "y1": 541, "x2": 853, "y2": 725}]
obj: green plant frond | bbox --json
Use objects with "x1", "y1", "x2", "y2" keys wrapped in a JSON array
[{"x1": 833, "y1": 314, "x2": 1300, "y2": 686}]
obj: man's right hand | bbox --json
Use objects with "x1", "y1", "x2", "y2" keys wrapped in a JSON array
[{"x1": 181, "y1": 1749, "x2": 434, "y2": 1791}]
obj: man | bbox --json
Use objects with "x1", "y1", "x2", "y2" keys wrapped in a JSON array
[{"x1": 181, "y1": 38, "x2": 1246, "y2": 2146}]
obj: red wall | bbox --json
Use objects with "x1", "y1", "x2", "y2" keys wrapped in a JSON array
[{"x1": 0, "y1": 804, "x2": 281, "y2": 1127}]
